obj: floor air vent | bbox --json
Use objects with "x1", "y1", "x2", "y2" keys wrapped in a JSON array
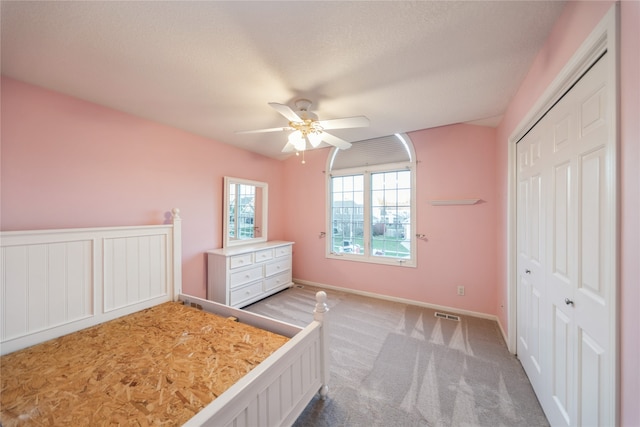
[{"x1": 435, "y1": 312, "x2": 460, "y2": 321}]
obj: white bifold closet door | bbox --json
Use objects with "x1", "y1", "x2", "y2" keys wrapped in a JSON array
[{"x1": 517, "y1": 52, "x2": 614, "y2": 427}]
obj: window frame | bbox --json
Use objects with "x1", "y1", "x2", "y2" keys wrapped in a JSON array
[{"x1": 326, "y1": 138, "x2": 417, "y2": 267}]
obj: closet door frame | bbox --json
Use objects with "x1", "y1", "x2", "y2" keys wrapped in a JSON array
[{"x1": 506, "y1": 4, "x2": 619, "y2": 425}]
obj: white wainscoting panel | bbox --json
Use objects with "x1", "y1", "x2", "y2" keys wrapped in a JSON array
[
  {"x1": 103, "y1": 233, "x2": 168, "y2": 312},
  {"x1": 1, "y1": 239, "x2": 94, "y2": 343}
]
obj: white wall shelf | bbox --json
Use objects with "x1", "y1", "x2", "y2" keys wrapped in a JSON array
[{"x1": 429, "y1": 199, "x2": 481, "y2": 206}]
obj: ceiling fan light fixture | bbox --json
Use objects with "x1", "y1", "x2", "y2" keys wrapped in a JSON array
[
  {"x1": 307, "y1": 130, "x2": 323, "y2": 148},
  {"x1": 288, "y1": 130, "x2": 306, "y2": 151}
]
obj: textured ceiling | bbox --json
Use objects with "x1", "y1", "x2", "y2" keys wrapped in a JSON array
[{"x1": 1, "y1": 1, "x2": 566, "y2": 159}]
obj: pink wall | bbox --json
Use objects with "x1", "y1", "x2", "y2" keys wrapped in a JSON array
[
  {"x1": 283, "y1": 124, "x2": 500, "y2": 316},
  {"x1": 619, "y1": 1, "x2": 640, "y2": 424},
  {"x1": 495, "y1": 1, "x2": 640, "y2": 424},
  {"x1": 0, "y1": 77, "x2": 287, "y2": 298}
]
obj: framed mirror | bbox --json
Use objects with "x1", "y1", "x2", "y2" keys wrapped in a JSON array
[{"x1": 223, "y1": 176, "x2": 268, "y2": 247}]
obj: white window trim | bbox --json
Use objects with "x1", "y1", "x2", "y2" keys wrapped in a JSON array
[{"x1": 325, "y1": 136, "x2": 417, "y2": 268}]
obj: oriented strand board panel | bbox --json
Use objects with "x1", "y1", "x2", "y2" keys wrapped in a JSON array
[{"x1": 0, "y1": 302, "x2": 289, "y2": 426}]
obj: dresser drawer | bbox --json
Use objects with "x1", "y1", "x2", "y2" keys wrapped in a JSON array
[
  {"x1": 274, "y1": 245, "x2": 292, "y2": 257},
  {"x1": 264, "y1": 271, "x2": 291, "y2": 291},
  {"x1": 230, "y1": 281, "x2": 263, "y2": 306},
  {"x1": 254, "y1": 249, "x2": 274, "y2": 263},
  {"x1": 230, "y1": 265, "x2": 263, "y2": 288},
  {"x1": 229, "y1": 253, "x2": 252, "y2": 269},
  {"x1": 265, "y1": 257, "x2": 291, "y2": 277}
]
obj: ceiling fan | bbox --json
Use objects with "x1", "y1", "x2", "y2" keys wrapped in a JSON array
[{"x1": 237, "y1": 99, "x2": 369, "y2": 153}]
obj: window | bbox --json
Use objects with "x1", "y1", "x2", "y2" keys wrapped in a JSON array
[
  {"x1": 327, "y1": 134, "x2": 416, "y2": 267},
  {"x1": 228, "y1": 183, "x2": 256, "y2": 239}
]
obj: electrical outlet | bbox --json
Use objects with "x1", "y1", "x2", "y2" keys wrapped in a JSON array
[{"x1": 457, "y1": 286, "x2": 465, "y2": 296}]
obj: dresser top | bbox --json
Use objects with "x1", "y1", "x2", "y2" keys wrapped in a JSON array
[{"x1": 207, "y1": 240, "x2": 294, "y2": 256}]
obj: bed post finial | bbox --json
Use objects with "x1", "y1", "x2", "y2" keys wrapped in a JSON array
[
  {"x1": 171, "y1": 208, "x2": 181, "y2": 221},
  {"x1": 313, "y1": 291, "x2": 330, "y2": 399},
  {"x1": 314, "y1": 291, "x2": 328, "y2": 319}
]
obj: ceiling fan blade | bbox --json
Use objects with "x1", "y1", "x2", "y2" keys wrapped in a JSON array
[
  {"x1": 281, "y1": 141, "x2": 296, "y2": 153},
  {"x1": 318, "y1": 116, "x2": 370, "y2": 130},
  {"x1": 268, "y1": 102, "x2": 302, "y2": 122},
  {"x1": 236, "y1": 126, "x2": 292, "y2": 134},
  {"x1": 321, "y1": 132, "x2": 352, "y2": 150}
]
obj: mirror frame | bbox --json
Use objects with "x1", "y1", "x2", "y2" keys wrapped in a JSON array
[{"x1": 223, "y1": 176, "x2": 268, "y2": 248}]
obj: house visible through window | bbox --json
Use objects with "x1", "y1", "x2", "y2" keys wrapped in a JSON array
[
  {"x1": 229, "y1": 183, "x2": 256, "y2": 239},
  {"x1": 327, "y1": 134, "x2": 416, "y2": 267}
]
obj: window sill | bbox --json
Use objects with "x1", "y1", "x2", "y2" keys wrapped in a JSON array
[{"x1": 326, "y1": 252, "x2": 416, "y2": 268}]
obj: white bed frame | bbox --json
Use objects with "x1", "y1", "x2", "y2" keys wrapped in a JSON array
[{"x1": 0, "y1": 209, "x2": 329, "y2": 427}]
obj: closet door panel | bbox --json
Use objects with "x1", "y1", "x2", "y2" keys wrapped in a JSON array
[
  {"x1": 546, "y1": 75, "x2": 579, "y2": 427},
  {"x1": 517, "y1": 131, "x2": 547, "y2": 393},
  {"x1": 530, "y1": 174, "x2": 543, "y2": 265},
  {"x1": 579, "y1": 330, "x2": 604, "y2": 425},
  {"x1": 552, "y1": 306, "x2": 572, "y2": 425},
  {"x1": 552, "y1": 161, "x2": 571, "y2": 281},
  {"x1": 573, "y1": 57, "x2": 612, "y2": 426},
  {"x1": 579, "y1": 147, "x2": 607, "y2": 301}
]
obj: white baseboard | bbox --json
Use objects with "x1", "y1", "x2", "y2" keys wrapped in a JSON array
[
  {"x1": 293, "y1": 278, "x2": 502, "y2": 325},
  {"x1": 496, "y1": 318, "x2": 510, "y2": 351}
]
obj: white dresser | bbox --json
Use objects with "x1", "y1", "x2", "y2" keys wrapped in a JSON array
[{"x1": 206, "y1": 241, "x2": 294, "y2": 308}]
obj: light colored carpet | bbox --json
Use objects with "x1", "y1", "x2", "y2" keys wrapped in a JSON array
[{"x1": 244, "y1": 284, "x2": 549, "y2": 427}]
